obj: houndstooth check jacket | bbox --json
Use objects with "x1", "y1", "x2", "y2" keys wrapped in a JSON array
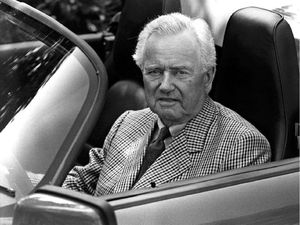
[{"x1": 63, "y1": 97, "x2": 271, "y2": 196}]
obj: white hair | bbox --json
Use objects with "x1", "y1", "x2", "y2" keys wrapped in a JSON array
[{"x1": 132, "y1": 13, "x2": 216, "y2": 73}]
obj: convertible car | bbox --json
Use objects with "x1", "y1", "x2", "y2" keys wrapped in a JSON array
[{"x1": 0, "y1": 0, "x2": 299, "y2": 224}]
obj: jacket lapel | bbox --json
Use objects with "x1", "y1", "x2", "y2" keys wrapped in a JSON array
[
  {"x1": 113, "y1": 112, "x2": 157, "y2": 193},
  {"x1": 133, "y1": 130, "x2": 191, "y2": 189}
]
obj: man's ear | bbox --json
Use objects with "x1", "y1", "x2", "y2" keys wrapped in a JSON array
[{"x1": 204, "y1": 67, "x2": 215, "y2": 93}]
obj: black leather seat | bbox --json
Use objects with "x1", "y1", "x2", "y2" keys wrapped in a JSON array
[
  {"x1": 211, "y1": 7, "x2": 299, "y2": 161},
  {"x1": 87, "y1": 80, "x2": 147, "y2": 147}
]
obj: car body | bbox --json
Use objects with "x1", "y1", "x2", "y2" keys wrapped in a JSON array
[
  {"x1": 13, "y1": 157, "x2": 299, "y2": 225},
  {"x1": 0, "y1": 0, "x2": 299, "y2": 224}
]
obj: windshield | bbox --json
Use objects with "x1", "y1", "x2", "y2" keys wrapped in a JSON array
[{"x1": 0, "y1": 1, "x2": 95, "y2": 214}]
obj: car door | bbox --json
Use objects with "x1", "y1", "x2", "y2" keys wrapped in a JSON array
[{"x1": 11, "y1": 157, "x2": 299, "y2": 225}]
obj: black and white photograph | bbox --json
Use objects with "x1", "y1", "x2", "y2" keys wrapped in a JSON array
[{"x1": 0, "y1": 0, "x2": 299, "y2": 224}]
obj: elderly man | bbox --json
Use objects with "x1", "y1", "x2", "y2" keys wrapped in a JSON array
[{"x1": 63, "y1": 13, "x2": 271, "y2": 195}]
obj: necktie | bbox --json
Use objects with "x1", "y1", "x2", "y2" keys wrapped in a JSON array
[{"x1": 134, "y1": 126, "x2": 170, "y2": 183}]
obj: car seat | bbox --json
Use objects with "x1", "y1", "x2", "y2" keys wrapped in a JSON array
[{"x1": 211, "y1": 7, "x2": 299, "y2": 161}]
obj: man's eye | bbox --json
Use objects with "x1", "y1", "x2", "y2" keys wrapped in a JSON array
[
  {"x1": 175, "y1": 70, "x2": 189, "y2": 77},
  {"x1": 145, "y1": 69, "x2": 162, "y2": 76},
  {"x1": 177, "y1": 70, "x2": 186, "y2": 75}
]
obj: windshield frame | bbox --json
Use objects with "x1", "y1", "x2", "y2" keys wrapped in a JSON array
[{"x1": 0, "y1": 0, "x2": 107, "y2": 191}]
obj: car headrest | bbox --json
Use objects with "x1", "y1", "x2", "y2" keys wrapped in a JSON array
[
  {"x1": 212, "y1": 7, "x2": 299, "y2": 161},
  {"x1": 105, "y1": 0, "x2": 181, "y2": 86}
]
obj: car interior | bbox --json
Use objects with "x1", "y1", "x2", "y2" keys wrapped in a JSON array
[{"x1": 79, "y1": 0, "x2": 299, "y2": 165}]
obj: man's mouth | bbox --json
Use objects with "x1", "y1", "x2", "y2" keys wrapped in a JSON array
[{"x1": 157, "y1": 98, "x2": 178, "y2": 106}]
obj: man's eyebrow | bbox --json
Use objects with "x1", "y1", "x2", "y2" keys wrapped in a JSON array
[
  {"x1": 144, "y1": 67, "x2": 158, "y2": 72},
  {"x1": 144, "y1": 65, "x2": 162, "y2": 70},
  {"x1": 169, "y1": 65, "x2": 190, "y2": 70},
  {"x1": 143, "y1": 65, "x2": 191, "y2": 70}
]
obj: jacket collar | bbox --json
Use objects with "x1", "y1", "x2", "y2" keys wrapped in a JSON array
[{"x1": 184, "y1": 96, "x2": 217, "y2": 153}]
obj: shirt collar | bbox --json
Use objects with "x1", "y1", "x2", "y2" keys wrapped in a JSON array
[
  {"x1": 157, "y1": 117, "x2": 186, "y2": 138},
  {"x1": 155, "y1": 96, "x2": 212, "y2": 138}
]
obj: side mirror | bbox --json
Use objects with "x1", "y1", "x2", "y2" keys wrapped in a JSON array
[{"x1": 13, "y1": 185, "x2": 117, "y2": 225}]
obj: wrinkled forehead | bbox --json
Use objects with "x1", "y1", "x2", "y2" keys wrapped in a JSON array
[
  {"x1": 145, "y1": 30, "x2": 199, "y2": 55},
  {"x1": 143, "y1": 31, "x2": 201, "y2": 69}
]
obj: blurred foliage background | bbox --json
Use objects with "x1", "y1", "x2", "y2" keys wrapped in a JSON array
[{"x1": 21, "y1": 0, "x2": 123, "y2": 34}]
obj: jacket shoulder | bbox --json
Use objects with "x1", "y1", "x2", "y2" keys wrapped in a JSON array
[
  {"x1": 110, "y1": 108, "x2": 157, "y2": 137},
  {"x1": 214, "y1": 101, "x2": 265, "y2": 137},
  {"x1": 122, "y1": 108, "x2": 156, "y2": 124}
]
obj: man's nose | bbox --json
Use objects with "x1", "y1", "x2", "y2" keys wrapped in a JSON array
[{"x1": 159, "y1": 71, "x2": 174, "y2": 92}]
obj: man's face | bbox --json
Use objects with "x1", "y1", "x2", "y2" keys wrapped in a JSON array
[{"x1": 142, "y1": 30, "x2": 214, "y2": 127}]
